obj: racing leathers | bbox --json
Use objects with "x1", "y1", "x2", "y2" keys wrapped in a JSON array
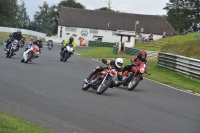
[
  {"x1": 122, "y1": 55, "x2": 148, "y2": 80},
  {"x1": 33, "y1": 40, "x2": 43, "y2": 57}
]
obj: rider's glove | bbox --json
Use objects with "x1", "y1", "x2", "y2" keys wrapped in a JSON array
[{"x1": 39, "y1": 49, "x2": 42, "y2": 54}]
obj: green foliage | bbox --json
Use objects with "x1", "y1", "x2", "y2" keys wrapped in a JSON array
[
  {"x1": 95, "y1": 7, "x2": 114, "y2": 12},
  {"x1": 34, "y1": 2, "x2": 57, "y2": 35},
  {"x1": 0, "y1": 0, "x2": 85, "y2": 35},
  {"x1": 0, "y1": 111, "x2": 50, "y2": 133},
  {"x1": 0, "y1": 32, "x2": 42, "y2": 42},
  {"x1": 0, "y1": 0, "x2": 18, "y2": 27},
  {"x1": 161, "y1": 40, "x2": 200, "y2": 59},
  {"x1": 89, "y1": 41, "x2": 115, "y2": 47},
  {"x1": 134, "y1": 32, "x2": 199, "y2": 52},
  {"x1": 164, "y1": 0, "x2": 200, "y2": 32},
  {"x1": 16, "y1": 0, "x2": 30, "y2": 28}
]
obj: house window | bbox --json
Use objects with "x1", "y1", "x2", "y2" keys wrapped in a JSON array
[
  {"x1": 65, "y1": 27, "x2": 77, "y2": 32},
  {"x1": 65, "y1": 27, "x2": 70, "y2": 31},
  {"x1": 90, "y1": 29, "x2": 98, "y2": 34},
  {"x1": 71, "y1": 27, "x2": 77, "y2": 32},
  {"x1": 112, "y1": 31, "x2": 117, "y2": 36}
]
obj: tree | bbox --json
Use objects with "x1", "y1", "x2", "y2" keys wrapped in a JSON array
[
  {"x1": 164, "y1": 0, "x2": 200, "y2": 33},
  {"x1": 54, "y1": 0, "x2": 85, "y2": 33},
  {"x1": 34, "y1": 2, "x2": 56, "y2": 34},
  {"x1": 16, "y1": 0, "x2": 30, "y2": 28},
  {"x1": 0, "y1": 0, "x2": 18, "y2": 27},
  {"x1": 107, "y1": 0, "x2": 113, "y2": 11},
  {"x1": 95, "y1": 7, "x2": 114, "y2": 12}
]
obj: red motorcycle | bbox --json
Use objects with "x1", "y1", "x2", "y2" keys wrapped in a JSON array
[
  {"x1": 119, "y1": 61, "x2": 150, "y2": 91},
  {"x1": 82, "y1": 66, "x2": 118, "y2": 95}
]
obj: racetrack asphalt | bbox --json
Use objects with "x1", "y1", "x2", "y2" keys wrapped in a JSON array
[{"x1": 0, "y1": 45, "x2": 200, "y2": 133}]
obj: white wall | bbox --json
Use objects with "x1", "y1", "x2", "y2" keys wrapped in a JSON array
[
  {"x1": 58, "y1": 26, "x2": 138, "y2": 46},
  {"x1": 0, "y1": 26, "x2": 62, "y2": 43},
  {"x1": 0, "y1": 26, "x2": 162, "y2": 45},
  {"x1": 58, "y1": 26, "x2": 163, "y2": 46}
]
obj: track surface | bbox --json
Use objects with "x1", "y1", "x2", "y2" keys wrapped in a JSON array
[{"x1": 0, "y1": 45, "x2": 200, "y2": 133}]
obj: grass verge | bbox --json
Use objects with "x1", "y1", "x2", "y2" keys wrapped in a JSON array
[
  {"x1": 0, "y1": 32, "x2": 45, "y2": 42},
  {"x1": 76, "y1": 47, "x2": 200, "y2": 93},
  {"x1": 0, "y1": 111, "x2": 50, "y2": 133}
]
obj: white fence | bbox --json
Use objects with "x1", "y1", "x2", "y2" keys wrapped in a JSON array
[
  {"x1": 0, "y1": 26, "x2": 62, "y2": 43},
  {"x1": 158, "y1": 53, "x2": 200, "y2": 80}
]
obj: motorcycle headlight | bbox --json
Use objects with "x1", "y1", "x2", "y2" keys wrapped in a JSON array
[{"x1": 140, "y1": 68, "x2": 145, "y2": 73}]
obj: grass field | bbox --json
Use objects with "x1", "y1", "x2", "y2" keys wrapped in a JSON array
[
  {"x1": 0, "y1": 32, "x2": 45, "y2": 42},
  {"x1": 0, "y1": 111, "x2": 50, "y2": 133},
  {"x1": 134, "y1": 32, "x2": 199, "y2": 52}
]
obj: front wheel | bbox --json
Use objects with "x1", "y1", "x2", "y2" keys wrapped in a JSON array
[
  {"x1": 24, "y1": 53, "x2": 33, "y2": 63},
  {"x1": 127, "y1": 76, "x2": 140, "y2": 91},
  {"x1": 96, "y1": 76, "x2": 112, "y2": 95},
  {"x1": 63, "y1": 52, "x2": 70, "y2": 62},
  {"x1": 9, "y1": 49, "x2": 13, "y2": 58},
  {"x1": 82, "y1": 82, "x2": 91, "y2": 90}
]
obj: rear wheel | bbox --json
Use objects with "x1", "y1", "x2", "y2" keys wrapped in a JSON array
[{"x1": 127, "y1": 76, "x2": 140, "y2": 91}]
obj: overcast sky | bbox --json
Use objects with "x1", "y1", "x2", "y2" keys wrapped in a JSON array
[{"x1": 22, "y1": 0, "x2": 169, "y2": 20}]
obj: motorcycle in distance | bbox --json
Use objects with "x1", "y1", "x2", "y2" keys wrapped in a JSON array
[
  {"x1": 21, "y1": 44, "x2": 40, "y2": 63},
  {"x1": 4, "y1": 40, "x2": 19, "y2": 58},
  {"x1": 47, "y1": 40, "x2": 53, "y2": 50},
  {"x1": 60, "y1": 44, "x2": 73, "y2": 62},
  {"x1": 117, "y1": 61, "x2": 151, "y2": 91},
  {"x1": 82, "y1": 65, "x2": 118, "y2": 95}
]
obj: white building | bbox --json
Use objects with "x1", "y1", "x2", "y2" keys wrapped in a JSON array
[{"x1": 58, "y1": 7, "x2": 174, "y2": 47}]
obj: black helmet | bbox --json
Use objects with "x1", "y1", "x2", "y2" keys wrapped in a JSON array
[{"x1": 69, "y1": 36, "x2": 74, "y2": 41}]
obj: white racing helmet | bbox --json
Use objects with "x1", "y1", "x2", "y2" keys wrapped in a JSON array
[{"x1": 115, "y1": 58, "x2": 123, "y2": 68}]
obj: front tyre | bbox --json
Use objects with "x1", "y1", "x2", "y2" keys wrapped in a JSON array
[
  {"x1": 96, "y1": 76, "x2": 112, "y2": 95},
  {"x1": 127, "y1": 76, "x2": 140, "y2": 91},
  {"x1": 24, "y1": 53, "x2": 33, "y2": 63},
  {"x1": 82, "y1": 82, "x2": 91, "y2": 90},
  {"x1": 63, "y1": 52, "x2": 70, "y2": 62}
]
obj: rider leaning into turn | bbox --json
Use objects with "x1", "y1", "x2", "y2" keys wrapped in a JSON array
[
  {"x1": 25, "y1": 37, "x2": 34, "y2": 51},
  {"x1": 5, "y1": 29, "x2": 23, "y2": 50},
  {"x1": 123, "y1": 50, "x2": 149, "y2": 80},
  {"x1": 60, "y1": 36, "x2": 76, "y2": 54},
  {"x1": 33, "y1": 37, "x2": 43, "y2": 57},
  {"x1": 84, "y1": 58, "x2": 124, "y2": 87}
]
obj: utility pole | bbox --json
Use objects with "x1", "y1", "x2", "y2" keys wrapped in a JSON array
[{"x1": 107, "y1": 0, "x2": 113, "y2": 11}]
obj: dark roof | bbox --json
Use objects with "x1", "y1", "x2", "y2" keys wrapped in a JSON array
[{"x1": 58, "y1": 7, "x2": 174, "y2": 35}]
